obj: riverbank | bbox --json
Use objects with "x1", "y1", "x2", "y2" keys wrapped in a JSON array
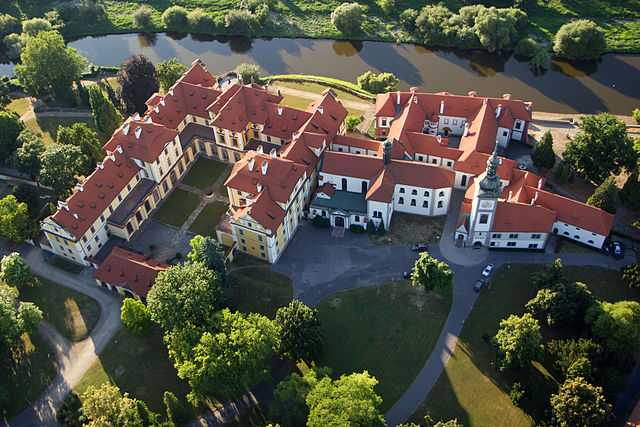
[{"x1": 2, "y1": 0, "x2": 640, "y2": 53}]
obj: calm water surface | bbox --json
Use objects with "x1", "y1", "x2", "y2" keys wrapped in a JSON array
[{"x1": 2, "y1": 33, "x2": 639, "y2": 114}]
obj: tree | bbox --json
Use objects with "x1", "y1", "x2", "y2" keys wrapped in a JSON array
[
  {"x1": 550, "y1": 376, "x2": 611, "y2": 427},
  {"x1": 225, "y1": 10, "x2": 258, "y2": 36},
  {"x1": 620, "y1": 171, "x2": 640, "y2": 210},
  {"x1": 0, "y1": 284, "x2": 42, "y2": 350},
  {"x1": 306, "y1": 371, "x2": 386, "y2": 427},
  {"x1": 399, "y1": 9, "x2": 418, "y2": 31},
  {"x1": 117, "y1": 55, "x2": 160, "y2": 115},
  {"x1": 15, "y1": 130, "x2": 45, "y2": 181},
  {"x1": 147, "y1": 262, "x2": 223, "y2": 333},
  {"x1": 526, "y1": 281, "x2": 595, "y2": 327},
  {"x1": 269, "y1": 367, "x2": 330, "y2": 427},
  {"x1": 57, "y1": 123, "x2": 104, "y2": 175},
  {"x1": 21, "y1": 18, "x2": 53, "y2": 37},
  {"x1": 494, "y1": 313, "x2": 542, "y2": 370},
  {"x1": 356, "y1": 71, "x2": 399, "y2": 94},
  {"x1": 39, "y1": 143, "x2": 84, "y2": 197},
  {"x1": 120, "y1": 298, "x2": 152, "y2": 335},
  {"x1": 553, "y1": 160, "x2": 574, "y2": 184},
  {"x1": 410, "y1": 252, "x2": 453, "y2": 293},
  {"x1": 398, "y1": 416, "x2": 463, "y2": 427},
  {"x1": 163, "y1": 391, "x2": 189, "y2": 425},
  {"x1": 12, "y1": 183, "x2": 40, "y2": 217},
  {"x1": 157, "y1": 58, "x2": 187, "y2": 92},
  {"x1": 345, "y1": 115, "x2": 363, "y2": 132},
  {"x1": 162, "y1": 6, "x2": 189, "y2": 31},
  {"x1": 234, "y1": 63, "x2": 261, "y2": 84},
  {"x1": 133, "y1": 5, "x2": 154, "y2": 29},
  {"x1": 0, "y1": 14, "x2": 20, "y2": 36},
  {"x1": 275, "y1": 300, "x2": 322, "y2": 362},
  {"x1": 331, "y1": 3, "x2": 364, "y2": 35},
  {"x1": 473, "y1": 7, "x2": 520, "y2": 52},
  {"x1": 16, "y1": 30, "x2": 87, "y2": 99},
  {"x1": 377, "y1": 0, "x2": 395, "y2": 16},
  {"x1": 3, "y1": 33, "x2": 23, "y2": 61},
  {"x1": 531, "y1": 131, "x2": 555, "y2": 170},
  {"x1": 0, "y1": 195, "x2": 36, "y2": 243},
  {"x1": 586, "y1": 300, "x2": 640, "y2": 358},
  {"x1": 0, "y1": 77, "x2": 11, "y2": 109},
  {"x1": 514, "y1": 37, "x2": 538, "y2": 58},
  {"x1": 622, "y1": 263, "x2": 640, "y2": 289},
  {"x1": 530, "y1": 47, "x2": 551, "y2": 72},
  {"x1": 587, "y1": 177, "x2": 618, "y2": 214},
  {"x1": 57, "y1": 392, "x2": 86, "y2": 427},
  {"x1": 554, "y1": 20, "x2": 606, "y2": 60},
  {"x1": 416, "y1": 5, "x2": 455, "y2": 46},
  {"x1": 171, "y1": 309, "x2": 278, "y2": 400},
  {"x1": 563, "y1": 113, "x2": 636, "y2": 184},
  {"x1": 187, "y1": 235, "x2": 227, "y2": 284},
  {"x1": 0, "y1": 253, "x2": 33, "y2": 289},
  {"x1": 547, "y1": 338, "x2": 602, "y2": 379},
  {"x1": 0, "y1": 110, "x2": 24, "y2": 163},
  {"x1": 88, "y1": 85, "x2": 123, "y2": 137},
  {"x1": 633, "y1": 108, "x2": 640, "y2": 125},
  {"x1": 188, "y1": 9, "x2": 216, "y2": 33},
  {"x1": 81, "y1": 383, "x2": 162, "y2": 427}
]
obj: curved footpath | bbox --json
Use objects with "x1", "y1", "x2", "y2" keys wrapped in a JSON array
[{"x1": 4, "y1": 244, "x2": 122, "y2": 427}]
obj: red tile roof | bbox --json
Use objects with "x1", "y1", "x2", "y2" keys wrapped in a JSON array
[
  {"x1": 104, "y1": 119, "x2": 179, "y2": 163},
  {"x1": 94, "y1": 247, "x2": 167, "y2": 297},
  {"x1": 321, "y1": 151, "x2": 383, "y2": 180},
  {"x1": 208, "y1": 84, "x2": 282, "y2": 132},
  {"x1": 232, "y1": 189, "x2": 286, "y2": 233},
  {"x1": 333, "y1": 135, "x2": 383, "y2": 156},
  {"x1": 493, "y1": 201, "x2": 556, "y2": 232},
  {"x1": 262, "y1": 103, "x2": 312, "y2": 140}
]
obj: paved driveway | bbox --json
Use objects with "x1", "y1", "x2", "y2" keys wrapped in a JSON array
[{"x1": 273, "y1": 223, "x2": 419, "y2": 306}]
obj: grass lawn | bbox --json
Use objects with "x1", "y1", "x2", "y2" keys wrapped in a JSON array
[
  {"x1": 318, "y1": 281, "x2": 453, "y2": 412},
  {"x1": 371, "y1": 213, "x2": 445, "y2": 246},
  {"x1": 0, "y1": 331, "x2": 57, "y2": 417},
  {"x1": 74, "y1": 325, "x2": 194, "y2": 416},
  {"x1": 227, "y1": 265, "x2": 293, "y2": 318},
  {"x1": 23, "y1": 116, "x2": 96, "y2": 145},
  {"x1": 280, "y1": 92, "x2": 366, "y2": 118},
  {"x1": 7, "y1": 97, "x2": 31, "y2": 116},
  {"x1": 413, "y1": 264, "x2": 639, "y2": 427},
  {"x1": 20, "y1": 278, "x2": 100, "y2": 342},
  {"x1": 152, "y1": 188, "x2": 201, "y2": 228},
  {"x1": 272, "y1": 81, "x2": 372, "y2": 104},
  {"x1": 182, "y1": 157, "x2": 228, "y2": 191},
  {"x1": 189, "y1": 201, "x2": 228, "y2": 237}
]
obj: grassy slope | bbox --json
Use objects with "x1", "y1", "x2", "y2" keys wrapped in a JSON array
[
  {"x1": 318, "y1": 281, "x2": 453, "y2": 412},
  {"x1": 227, "y1": 265, "x2": 293, "y2": 318},
  {"x1": 413, "y1": 264, "x2": 639, "y2": 427},
  {"x1": 2, "y1": 0, "x2": 639, "y2": 52}
]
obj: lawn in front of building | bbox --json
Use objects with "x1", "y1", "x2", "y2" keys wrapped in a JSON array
[
  {"x1": 318, "y1": 280, "x2": 452, "y2": 412},
  {"x1": 1, "y1": 331, "x2": 57, "y2": 417},
  {"x1": 20, "y1": 278, "x2": 100, "y2": 342},
  {"x1": 23, "y1": 116, "x2": 97, "y2": 145},
  {"x1": 371, "y1": 213, "x2": 445, "y2": 246},
  {"x1": 279, "y1": 92, "x2": 365, "y2": 118},
  {"x1": 152, "y1": 188, "x2": 201, "y2": 228},
  {"x1": 188, "y1": 201, "x2": 228, "y2": 237},
  {"x1": 74, "y1": 325, "x2": 194, "y2": 416},
  {"x1": 181, "y1": 157, "x2": 229, "y2": 191},
  {"x1": 413, "y1": 264, "x2": 639, "y2": 427},
  {"x1": 227, "y1": 264, "x2": 293, "y2": 319}
]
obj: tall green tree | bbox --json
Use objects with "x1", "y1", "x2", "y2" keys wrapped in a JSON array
[
  {"x1": 0, "y1": 253, "x2": 33, "y2": 289},
  {"x1": 147, "y1": 262, "x2": 223, "y2": 333},
  {"x1": 157, "y1": 58, "x2": 187, "y2": 92},
  {"x1": 550, "y1": 376, "x2": 611, "y2": 427},
  {"x1": 473, "y1": 7, "x2": 521, "y2": 52},
  {"x1": 56, "y1": 123, "x2": 104, "y2": 175},
  {"x1": 0, "y1": 195, "x2": 36, "y2": 243},
  {"x1": 554, "y1": 20, "x2": 606, "y2": 60},
  {"x1": 81, "y1": 383, "x2": 164, "y2": 427},
  {"x1": 120, "y1": 298, "x2": 152, "y2": 335},
  {"x1": 547, "y1": 338, "x2": 602, "y2": 380},
  {"x1": 88, "y1": 85, "x2": 123, "y2": 137},
  {"x1": 356, "y1": 71, "x2": 399, "y2": 94},
  {"x1": 15, "y1": 130, "x2": 45, "y2": 181},
  {"x1": 331, "y1": 3, "x2": 364, "y2": 35},
  {"x1": 15, "y1": 30, "x2": 87, "y2": 99},
  {"x1": 620, "y1": 171, "x2": 640, "y2": 210},
  {"x1": 275, "y1": 300, "x2": 322, "y2": 362},
  {"x1": 622, "y1": 263, "x2": 640, "y2": 289},
  {"x1": 563, "y1": 113, "x2": 636, "y2": 184},
  {"x1": 532, "y1": 131, "x2": 555, "y2": 170},
  {"x1": 234, "y1": 63, "x2": 261, "y2": 84},
  {"x1": 586, "y1": 300, "x2": 640, "y2": 358},
  {"x1": 187, "y1": 235, "x2": 227, "y2": 284},
  {"x1": 410, "y1": 252, "x2": 453, "y2": 293},
  {"x1": 587, "y1": 177, "x2": 618, "y2": 214},
  {"x1": 306, "y1": 371, "x2": 386, "y2": 427},
  {"x1": 526, "y1": 281, "x2": 595, "y2": 327},
  {"x1": 269, "y1": 367, "x2": 329, "y2": 427},
  {"x1": 0, "y1": 110, "x2": 24, "y2": 163},
  {"x1": 117, "y1": 54, "x2": 160, "y2": 115},
  {"x1": 0, "y1": 284, "x2": 42, "y2": 351},
  {"x1": 39, "y1": 143, "x2": 84, "y2": 198},
  {"x1": 494, "y1": 312, "x2": 542, "y2": 370},
  {"x1": 0, "y1": 78, "x2": 11, "y2": 109}
]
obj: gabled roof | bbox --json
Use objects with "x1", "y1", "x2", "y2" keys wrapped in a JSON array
[
  {"x1": 493, "y1": 201, "x2": 556, "y2": 233},
  {"x1": 94, "y1": 247, "x2": 168, "y2": 297},
  {"x1": 104, "y1": 119, "x2": 179, "y2": 163},
  {"x1": 208, "y1": 84, "x2": 283, "y2": 132},
  {"x1": 177, "y1": 59, "x2": 217, "y2": 87},
  {"x1": 145, "y1": 81, "x2": 221, "y2": 128},
  {"x1": 231, "y1": 189, "x2": 286, "y2": 233},
  {"x1": 298, "y1": 91, "x2": 348, "y2": 137},
  {"x1": 333, "y1": 134, "x2": 383, "y2": 156},
  {"x1": 262, "y1": 103, "x2": 312, "y2": 140},
  {"x1": 321, "y1": 151, "x2": 383, "y2": 180}
]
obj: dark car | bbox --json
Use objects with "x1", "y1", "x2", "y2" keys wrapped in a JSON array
[
  {"x1": 412, "y1": 243, "x2": 429, "y2": 252},
  {"x1": 473, "y1": 279, "x2": 486, "y2": 292},
  {"x1": 612, "y1": 241, "x2": 624, "y2": 259}
]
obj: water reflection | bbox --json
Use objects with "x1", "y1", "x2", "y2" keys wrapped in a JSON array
[{"x1": 137, "y1": 33, "x2": 157, "y2": 47}]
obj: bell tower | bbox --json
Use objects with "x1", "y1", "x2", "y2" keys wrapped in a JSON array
[{"x1": 468, "y1": 144, "x2": 502, "y2": 246}]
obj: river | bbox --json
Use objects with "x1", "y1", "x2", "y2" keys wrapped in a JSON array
[{"x1": 2, "y1": 33, "x2": 639, "y2": 114}]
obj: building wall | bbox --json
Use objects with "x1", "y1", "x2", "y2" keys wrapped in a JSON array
[
  {"x1": 367, "y1": 200, "x2": 393, "y2": 230},
  {"x1": 393, "y1": 185, "x2": 450, "y2": 216},
  {"x1": 438, "y1": 115, "x2": 467, "y2": 136},
  {"x1": 319, "y1": 172, "x2": 370, "y2": 194},
  {"x1": 553, "y1": 221, "x2": 607, "y2": 248},
  {"x1": 489, "y1": 232, "x2": 548, "y2": 249}
]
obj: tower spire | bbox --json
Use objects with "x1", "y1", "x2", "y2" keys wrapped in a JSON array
[{"x1": 479, "y1": 142, "x2": 501, "y2": 195}]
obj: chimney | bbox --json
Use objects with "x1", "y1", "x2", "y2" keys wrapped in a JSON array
[
  {"x1": 135, "y1": 127, "x2": 142, "y2": 139},
  {"x1": 413, "y1": 95, "x2": 418, "y2": 104},
  {"x1": 439, "y1": 100, "x2": 444, "y2": 115},
  {"x1": 116, "y1": 145, "x2": 123, "y2": 154},
  {"x1": 58, "y1": 201, "x2": 69, "y2": 211},
  {"x1": 97, "y1": 162, "x2": 104, "y2": 170},
  {"x1": 410, "y1": 86, "x2": 418, "y2": 93},
  {"x1": 261, "y1": 160, "x2": 268, "y2": 175},
  {"x1": 538, "y1": 178, "x2": 543, "y2": 189},
  {"x1": 269, "y1": 148, "x2": 277, "y2": 158},
  {"x1": 72, "y1": 213, "x2": 79, "y2": 219},
  {"x1": 436, "y1": 135, "x2": 442, "y2": 144},
  {"x1": 495, "y1": 104, "x2": 502, "y2": 118},
  {"x1": 145, "y1": 116, "x2": 153, "y2": 123},
  {"x1": 532, "y1": 191, "x2": 539, "y2": 205},
  {"x1": 508, "y1": 190, "x2": 513, "y2": 199},
  {"x1": 463, "y1": 122, "x2": 469, "y2": 137},
  {"x1": 257, "y1": 183, "x2": 262, "y2": 193},
  {"x1": 133, "y1": 113, "x2": 141, "y2": 121},
  {"x1": 248, "y1": 158, "x2": 255, "y2": 171},
  {"x1": 396, "y1": 91, "x2": 401, "y2": 105},
  {"x1": 256, "y1": 145, "x2": 264, "y2": 154},
  {"x1": 75, "y1": 183, "x2": 84, "y2": 192},
  {"x1": 160, "y1": 99, "x2": 166, "y2": 107},
  {"x1": 123, "y1": 123, "x2": 130, "y2": 135},
  {"x1": 318, "y1": 106, "x2": 324, "y2": 115},
  {"x1": 502, "y1": 93, "x2": 512, "y2": 100},
  {"x1": 277, "y1": 107, "x2": 283, "y2": 116}
]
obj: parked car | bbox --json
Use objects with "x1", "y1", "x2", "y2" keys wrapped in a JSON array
[
  {"x1": 612, "y1": 241, "x2": 624, "y2": 259},
  {"x1": 473, "y1": 279, "x2": 486, "y2": 292},
  {"x1": 481, "y1": 264, "x2": 494, "y2": 277},
  {"x1": 412, "y1": 243, "x2": 429, "y2": 252}
]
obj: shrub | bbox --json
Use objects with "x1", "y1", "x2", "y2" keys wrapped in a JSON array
[
  {"x1": 345, "y1": 115, "x2": 363, "y2": 132},
  {"x1": 312, "y1": 216, "x2": 330, "y2": 228},
  {"x1": 57, "y1": 0, "x2": 106, "y2": 23},
  {"x1": 225, "y1": 10, "x2": 257, "y2": 36},
  {"x1": 3, "y1": 33, "x2": 22, "y2": 61},
  {"x1": 633, "y1": 108, "x2": 640, "y2": 124},
  {"x1": 349, "y1": 224, "x2": 365, "y2": 233},
  {"x1": 21, "y1": 18, "x2": 52, "y2": 37},
  {"x1": 620, "y1": 171, "x2": 640, "y2": 210},
  {"x1": 553, "y1": 161, "x2": 573, "y2": 184},
  {"x1": 133, "y1": 5, "x2": 154, "y2": 29},
  {"x1": 509, "y1": 382, "x2": 525, "y2": 406},
  {"x1": 121, "y1": 298, "x2": 152, "y2": 335},
  {"x1": 622, "y1": 264, "x2": 640, "y2": 289},
  {"x1": 416, "y1": 5, "x2": 454, "y2": 46},
  {"x1": 235, "y1": 63, "x2": 261, "y2": 84},
  {"x1": 0, "y1": 14, "x2": 20, "y2": 36},
  {"x1": 331, "y1": 3, "x2": 364, "y2": 35},
  {"x1": 377, "y1": 0, "x2": 395, "y2": 16},
  {"x1": 586, "y1": 177, "x2": 617, "y2": 214},
  {"x1": 399, "y1": 9, "x2": 418, "y2": 32},
  {"x1": 474, "y1": 7, "x2": 523, "y2": 52},
  {"x1": 515, "y1": 37, "x2": 538, "y2": 58},
  {"x1": 530, "y1": 47, "x2": 551, "y2": 72},
  {"x1": 356, "y1": 71, "x2": 399, "y2": 93},
  {"x1": 554, "y1": 20, "x2": 605, "y2": 60},
  {"x1": 188, "y1": 9, "x2": 215, "y2": 33},
  {"x1": 162, "y1": 6, "x2": 189, "y2": 31},
  {"x1": 531, "y1": 131, "x2": 555, "y2": 170}
]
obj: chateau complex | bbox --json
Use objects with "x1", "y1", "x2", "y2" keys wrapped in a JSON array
[{"x1": 40, "y1": 60, "x2": 614, "y2": 298}]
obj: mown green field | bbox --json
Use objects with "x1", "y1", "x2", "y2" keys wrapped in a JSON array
[{"x1": 1, "y1": 0, "x2": 639, "y2": 52}]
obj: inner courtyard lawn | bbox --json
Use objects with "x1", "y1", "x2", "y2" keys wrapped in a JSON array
[
  {"x1": 20, "y1": 278, "x2": 100, "y2": 342},
  {"x1": 1, "y1": 331, "x2": 57, "y2": 418},
  {"x1": 188, "y1": 201, "x2": 228, "y2": 237},
  {"x1": 152, "y1": 188, "x2": 201, "y2": 228},
  {"x1": 227, "y1": 264, "x2": 293, "y2": 318},
  {"x1": 413, "y1": 264, "x2": 639, "y2": 427},
  {"x1": 181, "y1": 157, "x2": 228, "y2": 191},
  {"x1": 74, "y1": 325, "x2": 194, "y2": 416},
  {"x1": 318, "y1": 281, "x2": 453, "y2": 412}
]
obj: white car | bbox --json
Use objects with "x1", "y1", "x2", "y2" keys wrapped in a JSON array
[{"x1": 481, "y1": 264, "x2": 494, "y2": 277}]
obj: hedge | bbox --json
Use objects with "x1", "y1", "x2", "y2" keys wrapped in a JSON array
[{"x1": 263, "y1": 74, "x2": 376, "y2": 101}]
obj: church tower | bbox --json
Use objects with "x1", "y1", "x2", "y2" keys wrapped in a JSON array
[{"x1": 468, "y1": 145, "x2": 502, "y2": 246}]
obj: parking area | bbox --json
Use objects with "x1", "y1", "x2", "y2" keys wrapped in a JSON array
[{"x1": 128, "y1": 220, "x2": 192, "y2": 264}]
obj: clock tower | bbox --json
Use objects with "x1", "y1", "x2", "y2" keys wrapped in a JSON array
[{"x1": 468, "y1": 144, "x2": 502, "y2": 246}]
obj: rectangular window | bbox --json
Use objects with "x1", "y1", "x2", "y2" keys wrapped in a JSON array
[
  {"x1": 354, "y1": 215, "x2": 360, "y2": 222},
  {"x1": 492, "y1": 233, "x2": 502, "y2": 238},
  {"x1": 410, "y1": 199, "x2": 416, "y2": 206},
  {"x1": 507, "y1": 242, "x2": 516, "y2": 247},
  {"x1": 479, "y1": 214, "x2": 489, "y2": 224},
  {"x1": 509, "y1": 233, "x2": 519, "y2": 239},
  {"x1": 531, "y1": 233, "x2": 541, "y2": 239},
  {"x1": 398, "y1": 197, "x2": 404, "y2": 205},
  {"x1": 528, "y1": 243, "x2": 538, "y2": 249},
  {"x1": 422, "y1": 201, "x2": 428, "y2": 208}
]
